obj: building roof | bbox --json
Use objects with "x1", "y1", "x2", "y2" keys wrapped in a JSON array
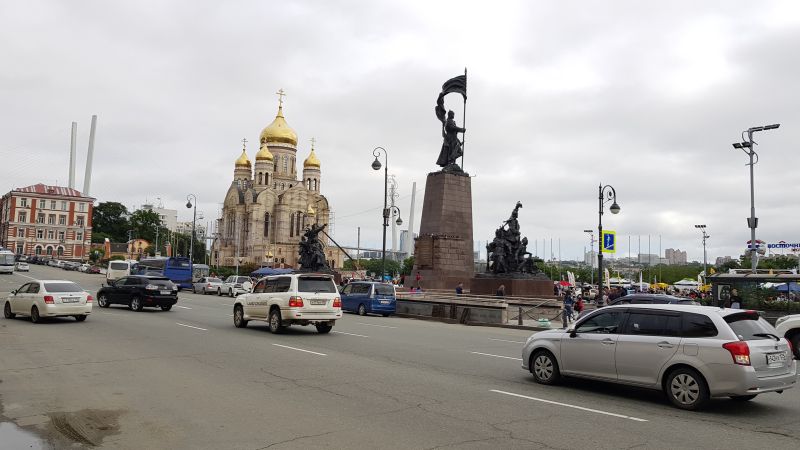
[
  {"x1": 13, "y1": 183, "x2": 94, "y2": 199},
  {"x1": 707, "y1": 272, "x2": 800, "y2": 282}
]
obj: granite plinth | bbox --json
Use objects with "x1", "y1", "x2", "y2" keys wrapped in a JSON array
[{"x1": 470, "y1": 274, "x2": 554, "y2": 297}]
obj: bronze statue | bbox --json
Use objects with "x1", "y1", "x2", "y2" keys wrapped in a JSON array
[
  {"x1": 434, "y1": 72, "x2": 467, "y2": 172},
  {"x1": 486, "y1": 202, "x2": 540, "y2": 275},
  {"x1": 298, "y1": 223, "x2": 330, "y2": 271}
]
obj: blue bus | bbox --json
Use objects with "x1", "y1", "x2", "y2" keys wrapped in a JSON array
[{"x1": 135, "y1": 257, "x2": 193, "y2": 290}]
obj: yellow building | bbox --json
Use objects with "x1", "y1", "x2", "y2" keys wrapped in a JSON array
[{"x1": 211, "y1": 93, "x2": 344, "y2": 269}]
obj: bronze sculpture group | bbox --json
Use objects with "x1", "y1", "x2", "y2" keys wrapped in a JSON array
[
  {"x1": 298, "y1": 223, "x2": 331, "y2": 272},
  {"x1": 487, "y1": 202, "x2": 540, "y2": 275}
]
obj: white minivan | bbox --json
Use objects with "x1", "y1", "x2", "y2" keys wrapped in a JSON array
[{"x1": 106, "y1": 260, "x2": 135, "y2": 282}]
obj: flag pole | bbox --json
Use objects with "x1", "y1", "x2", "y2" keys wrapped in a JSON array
[{"x1": 461, "y1": 67, "x2": 467, "y2": 171}]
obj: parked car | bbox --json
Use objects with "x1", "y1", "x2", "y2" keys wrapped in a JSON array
[
  {"x1": 78, "y1": 263, "x2": 91, "y2": 272},
  {"x1": 63, "y1": 262, "x2": 81, "y2": 271},
  {"x1": 340, "y1": 281, "x2": 396, "y2": 317},
  {"x1": 97, "y1": 275, "x2": 178, "y2": 311},
  {"x1": 3, "y1": 280, "x2": 93, "y2": 323},
  {"x1": 85, "y1": 266, "x2": 101, "y2": 274},
  {"x1": 522, "y1": 304, "x2": 796, "y2": 410},
  {"x1": 14, "y1": 262, "x2": 30, "y2": 272},
  {"x1": 774, "y1": 314, "x2": 800, "y2": 359},
  {"x1": 192, "y1": 277, "x2": 224, "y2": 295},
  {"x1": 220, "y1": 276, "x2": 253, "y2": 297},
  {"x1": 233, "y1": 273, "x2": 341, "y2": 333}
]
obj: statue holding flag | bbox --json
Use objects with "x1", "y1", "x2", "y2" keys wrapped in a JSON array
[{"x1": 435, "y1": 70, "x2": 467, "y2": 172}]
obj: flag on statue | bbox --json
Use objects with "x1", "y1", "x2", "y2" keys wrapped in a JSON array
[{"x1": 441, "y1": 74, "x2": 467, "y2": 99}]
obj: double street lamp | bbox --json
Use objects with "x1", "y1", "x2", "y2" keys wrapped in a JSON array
[
  {"x1": 695, "y1": 224, "x2": 710, "y2": 281},
  {"x1": 597, "y1": 184, "x2": 620, "y2": 293},
  {"x1": 732, "y1": 124, "x2": 779, "y2": 273},
  {"x1": 371, "y1": 147, "x2": 403, "y2": 281},
  {"x1": 186, "y1": 194, "x2": 197, "y2": 265}
]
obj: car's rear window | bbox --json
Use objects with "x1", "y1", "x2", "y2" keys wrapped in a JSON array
[
  {"x1": 725, "y1": 311, "x2": 775, "y2": 341},
  {"x1": 147, "y1": 279, "x2": 174, "y2": 287},
  {"x1": 43, "y1": 282, "x2": 83, "y2": 293},
  {"x1": 298, "y1": 276, "x2": 337, "y2": 293},
  {"x1": 110, "y1": 262, "x2": 128, "y2": 270},
  {"x1": 375, "y1": 284, "x2": 395, "y2": 296},
  {"x1": 207, "y1": 278, "x2": 221, "y2": 283},
  {"x1": 235, "y1": 277, "x2": 250, "y2": 283}
]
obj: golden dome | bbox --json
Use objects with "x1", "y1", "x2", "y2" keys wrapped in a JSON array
[
  {"x1": 303, "y1": 149, "x2": 320, "y2": 169},
  {"x1": 255, "y1": 144, "x2": 274, "y2": 161},
  {"x1": 260, "y1": 105, "x2": 297, "y2": 146},
  {"x1": 235, "y1": 149, "x2": 251, "y2": 167}
]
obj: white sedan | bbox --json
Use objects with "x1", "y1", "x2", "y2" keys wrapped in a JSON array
[
  {"x1": 3, "y1": 280, "x2": 93, "y2": 323},
  {"x1": 14, "y1": 262, "x2": 30, "y2": 272}
]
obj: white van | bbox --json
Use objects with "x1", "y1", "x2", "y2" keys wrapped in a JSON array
[{"x1": 106, "y1": 260, "x2": 135, "y2": 282}]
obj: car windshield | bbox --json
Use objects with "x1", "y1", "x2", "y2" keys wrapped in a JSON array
[
  {"x1": 725, "y1": 311, "x2": 777, "y2": 341},
  {"x1": 298, "y1": 276, "x2": 337, "y2": 293},
  {"x1": 0, "y1": 254, "x2": 15, "y2": 265},
  {"x1": 375, "y1": 284, "x2": 395, "y2": 296},
  {"x1": 110, "y1": 262, "x2": 128, "y2": 270},
  {"x1": 43, "y1": 282, "x2": 83, "y2": 293}
]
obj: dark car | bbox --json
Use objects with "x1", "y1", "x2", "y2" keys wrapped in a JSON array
[
  {"x1": 340, "y1": 281, "x2": 396, "y2": 316},
  {"x1": 85, "y1": 266, "x2": 101, "y2": 274},
  {"x1": 96, "y1": 275, "x2": 178, "y2": 311}
]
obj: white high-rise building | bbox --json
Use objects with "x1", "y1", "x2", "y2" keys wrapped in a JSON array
[{"x1": 141, "y1": 204, "x2": 178, "y2": 232}]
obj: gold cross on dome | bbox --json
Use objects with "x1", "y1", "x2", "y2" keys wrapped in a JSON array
[
  {"x1": 241, "y1": 137, "x2": 248, "y2": 149},
  {"x1": 310, "y1": 137, "x2": 316, "y2": 149},
  {"x1": 276, "y1": 88, "x2": 286, "y2": 107}
]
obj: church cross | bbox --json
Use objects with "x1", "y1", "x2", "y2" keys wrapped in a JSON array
[
  {"x1": 310, "y1": 137, "x2": 316, "y2": 149},
  {"x1": 276, "y1": 88, "x2": 286, "y2": 107},
  {"x1": 241, "y1": 137, "x2": 248, "y2": 149}
]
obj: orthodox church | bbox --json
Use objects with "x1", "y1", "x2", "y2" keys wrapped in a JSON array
[{"x1": 211, "y1": 93, "x2": 344, "y2": 269}]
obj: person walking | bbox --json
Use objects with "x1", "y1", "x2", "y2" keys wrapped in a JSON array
[
  {"x1": 575, "y1": 296, "x2": 585, "y2": 316},
  {"x1": 729, "y1": 289, "x2": 743, "y2": 309},
  {"x1": 495, "y1": 284, "x2": 505, "y2": 297},
  {"x1": 562, "y1": 290, "x2": 575, "y2": 328},
  {"x1": 455, "y1": 282, "x2": 464, "y2": 295},
  {"x1": 415, "y1": 271, "x2": 422, "y2": 289}
]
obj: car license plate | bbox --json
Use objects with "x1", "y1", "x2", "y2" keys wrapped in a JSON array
[
  {"x1": 62, "y1": 297, "x2": 79, "y2": 303},
  {"x1": 160, "y1": 290, "x2": 171, "y2": 295},
  {"x1": 380, "y1": 300, "x2": 390, "y2": 304},
  {"x1": 310, "y1": 299, "x2": 327, "y2": 305},
  {"x1": 767, "y1": 352, "x2": 786, "y2": 366}
]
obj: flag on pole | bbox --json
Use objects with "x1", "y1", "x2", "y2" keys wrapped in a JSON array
[{"x1": 441, "y1": 74, "x2": 467, "y2": 99}]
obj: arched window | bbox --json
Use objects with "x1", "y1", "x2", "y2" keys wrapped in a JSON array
[
  {"x1": 264, "y1": 212, "x2": 270, "y2": 238},
  {"x1": 35, "y1": 246, "x2": 42, "y2": 255},
  {"x1": 46, "y1": 246, "x2": 53, "y2": 256},
  {"x1": 57, "y1": 246, "x2": 64, "y2": 256},
  {"x1": 265, "y1": 173, "x2": 270, "y2": 186},
  {"x1": 289, "y1": 213, "x2": 295, "y2": 237},
  {"x1": 258, "y1": 173, "x2": 263, "y2": 184},
  {"x1": 273, "y1": 182, "x2": 277, "y2": 189},
  {"x1": 281, "y1": 183, "x2": 285, "y2": 190},
  {"x1": 291, "y1": 157, "x2": 295, "y2": 173},
  {"x1": 283, "y1": 155, "x2": 288, "y2": 173},
  {"x1": 296, "y1": 211, "x2": 303, "y2": 236},
  {"x1": 306, "y1": 179, "x2": 310, "y2": 189},
  {"x1": 313, "y1": 179, "x2": 317, "y2": 191}
]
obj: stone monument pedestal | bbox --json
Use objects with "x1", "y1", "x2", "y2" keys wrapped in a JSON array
[
  {"x1": 469, "y1": 273, "x2": 553, "y2": 297},
  {"x1": 412, "y1": 171, "x2": 474, "y2": 291}
]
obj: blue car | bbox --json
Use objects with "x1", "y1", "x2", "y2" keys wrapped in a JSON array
[{"x1": 340, "y1": 282, "x2": 396, "y2": 317}]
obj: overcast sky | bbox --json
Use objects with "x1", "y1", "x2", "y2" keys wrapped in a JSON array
[{"x1": 2, "y1": 0, "x2": 799, "y2": 263}]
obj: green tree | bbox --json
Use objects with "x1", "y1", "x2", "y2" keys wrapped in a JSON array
[
  {"x1": 401, "y1": 256, "x2": 415, "y2": 275},
  {"x1": 92, "y1": 202, "x2": 130, "y2": 242},
  {"x1": 129, "y1": 209, "x2": 162, "y2": 244}
]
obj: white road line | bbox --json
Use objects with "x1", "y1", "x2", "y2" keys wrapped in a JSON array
[
  {"x1": 488, "y1": 338, "x2": 526, "y2": 344},
  {"x1": 175, "y1": 305, "x2": 192, "y2": 309},
  {"x1": 175, "y1": 323, "x2": 207, "y2": 331},
  {"x1": 355, "y1": 322, "x2": 397, "y2": 329},
  {"x1": 331, "y1": 330, "x2": 369, "y2": 338},
  {"x1": 222, "y1": 303, "x2": 233, "y2": 307},
  {"x1": 490, "y1": 390, "x2": 648, "y2": 422},
  {"x1": 470, "y1": 351, "x2": 522, "y2": 361},
  {"x1": 272, "y1": 343, "x2": 327, "y2": 356}
]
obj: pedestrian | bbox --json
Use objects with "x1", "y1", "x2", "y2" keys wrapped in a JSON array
[
  {"x1": 495, "y1": 284, "x2": 505, "y2": 297},
  {"x1": 575, "y1": 296, "x2": 585, "y2": 315},
  {"x1": 562, "y1": 290, "x2": 575, "y2": 328},
  {"x1": 455, "y1": 282, "x2": 464, "y2": 295},
  {"x1": 415, "y1": 271, "x2": 422, "y2": 289},
  {"x1": 729, "y1": 289, "x2": 743, "y2": 309}
]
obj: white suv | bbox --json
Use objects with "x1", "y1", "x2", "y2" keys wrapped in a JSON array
[{"x1": 233, "y1": 273, "x2": 342, "y2": 334}]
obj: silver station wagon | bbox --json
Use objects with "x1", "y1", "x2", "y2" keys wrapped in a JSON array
[{"x1": 522, "y1": 304, "x2": 797, "y2": 410}]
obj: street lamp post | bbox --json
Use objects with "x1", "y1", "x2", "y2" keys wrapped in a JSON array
[
  {"x1": 583, "y1": 229, "x2": 595, "y2": 286},
  {"x1": 597, "y1": 184, "x2": 620, "y2": 296},
  {"x1": 371, "y1": 147, "x2": 403, "y2": 281},
  {"x1": 695, "y1": 225, "x2": 710, "y2": 281},
  {"x1": 732, "y1": 124, "x2": 779, "y2": 273},
  {"x1": 186, "y1": 194, "x2": 197, "y2": 265}
]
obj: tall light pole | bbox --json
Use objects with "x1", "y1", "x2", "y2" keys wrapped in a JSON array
[
  {"x1": 732, "y1": 123, "x2": 779, "y2": 273},
  {"x1": 186, "y1": 194, "x2": 197, "y2": 265},
  {"x1": 583, "y1": 229, "x2": 595, "y2": 285},
  {"x1": 371, "y1": 147, "x2": 403, "y2": 281},
  {"x1": 695, "y1": 224, "x2": 710, "y2": 282},
  {"x1": 597, "y1": 184, "x2": 620, "y2": 294}
]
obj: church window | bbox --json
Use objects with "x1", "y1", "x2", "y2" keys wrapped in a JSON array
[
  {"x1": 296, "y1": 210, "x2": 302, "y2": 236},
  {"x1": 313, "y1": 179, "x2": 317, "y2": 191},
  {"x1": 258, "y1": 173, "x2": 263, "y2": 184},
  {"x1": 283, "y1": 155, "x2": 288, "y2": 173},
  {"x1": 291, "y1": 157, "x2": 295, "y2": 173},
  {"x1": 289, "y1": 213, "x2": 295, "y2": 237},
  {"x1": 281, "y1": 183, "x2": 285, "y2": 190},
  {"x1": 273, "y1": 182, "x2": 277, "y2": 189},
  {"x1": 264, "y1": 212, "x2": 270, "y2": 238},
  {"x1": 306, "y1": 179, "x2": 310, "y2": 189},
  {"x1": 289, "y1": 184, "x2": 292, "y2": 188},
  {"x1": 265, "y1": 173, "x2": 270, "y2": 185}
]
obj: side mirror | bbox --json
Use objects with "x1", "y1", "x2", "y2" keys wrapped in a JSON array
[
  {"x1": 569, "y1": 329, "x2": 577, "y2": 338},
  {"x1": 11, "y1": 289, "x2": 17, "y2": 295}
]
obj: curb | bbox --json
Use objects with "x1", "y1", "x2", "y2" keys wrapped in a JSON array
[{"x1": 394, "y1": 313, "x2": 554, "y2": 332}]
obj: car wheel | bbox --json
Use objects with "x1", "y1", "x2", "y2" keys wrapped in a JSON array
[
  {"x1": 382, "y1": 313, "x2": 390, "y2": 317},
  {"x1": 202, "y1": 287, "x2": 207, "y2": 295},
  {"x1": 130, "y1": 296, "x2": 143, "y2": 312},
  {"x1": 229, "y1": 289, "x2": 234, "y2": 298},
  {"x1": 75, "y1": 315, "x2": 87, "y2": 322},
  {"x1": 316, "y1": 323, "x2": 333, "y2": 334},
  {"x1": 358, "y1": 304, "x2": 367, "y2": 316},
  {"x1": 530, "y1": 350, "x2": 560, "y2": 385},
  {"x1": 730, "y1": 395, "x2": 757, "y2": 401},
  {"x1": 192, "y1": 286, "x2": 197, "y2": 294},
  {"x1": 98, "y1": 294, "x2": 110, "y2": 308},
  {"x1": 233, "y1": 305, "x2": 248, "y2": 328},
  {"x1": 790, "y1": 334, "x2": 800, "y2": 360},
  {"x1": 160, "y1": 305, "x2": 172, "y2": 311},
  {"x1": 217, "y1": 288, "x2": 222, "y2": 296},
  {"x1": 268, "y1": 308, "x2": 284, "y2": 334},
  {"x1": 30, "y1": 306, "x2": 41, "y2": 324},
  {"x1": 4, "y1": 302, "x2": 15, "y2": 319},
  {"x1": 665, "y1": 367, "x2": 709, "y2": 410}
]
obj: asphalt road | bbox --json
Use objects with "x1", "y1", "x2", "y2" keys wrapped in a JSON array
[{"x1": 1, "y1": 265, "x2": 799, "y2": 449}]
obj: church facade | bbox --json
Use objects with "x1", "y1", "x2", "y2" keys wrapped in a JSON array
[{"x1": 211, "y1": 95, "x2": 344, "y2": 269}]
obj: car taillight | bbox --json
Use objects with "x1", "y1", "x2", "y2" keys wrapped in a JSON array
[
  {"x1": 723, "y1": 341, "x2": 751, "y2": 366},
  {"x1": 787, "y1": 339, "x2": 794, "y2": 354},
  {"x1": 207, "y1": 284, "x2": 212, "y2": 287},
  {"x1": 44, "y1": 295, "x2": 54, "y2": 304},
  {"x1": 289, "y1": 296, "x2": 304, "y2": 307},
  {"x1": 86, "y1": 295, "x2": 93, "y2": 303},
  {"x1": 332, "y1": 297, "x2": 341, "y2": 308}
]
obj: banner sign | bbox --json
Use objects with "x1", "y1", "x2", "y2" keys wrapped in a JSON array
[{"x1": 767, "y1": 242, "x2": 800, "y2": 249}]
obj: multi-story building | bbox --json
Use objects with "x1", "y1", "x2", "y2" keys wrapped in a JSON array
[
  {"x1": 665, "y1": 248, "x2": 688, "y2": 265},
  {"x1": 715, "y1": 256, "x2": 733, "y2": 266},
  {"x1": 175, "y1": 221, "x2": 207, "y2": 239},
  {"x1": 0, "y1": 184, "x2": 94, "y2": 259},
  {"x1": 140, "y1": 204, "x2": 178, "y2": 232}
]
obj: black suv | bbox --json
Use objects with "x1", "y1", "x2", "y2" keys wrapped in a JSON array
[
  {"x1": 97, "y1": 275, "x2": 178, "y2": 311},
  {"x1": 608, "y1": 294, "x2": 699, "y2": 306}
]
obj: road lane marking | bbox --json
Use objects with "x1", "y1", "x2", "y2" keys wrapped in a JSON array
[
  {"x1": 490, "y1": 390, "x2": 648, "y2": 422},
  {"x1": 470, "y1": 351, "x2": 522, "y2": 361},
  {"x1": 222, "y1": 303, "x2": 233, "y2": 307},
  {"x1": 175, "y1": 323, "x2": 207, "y2": 331},
  {"x1": 331, "y1": 330, "x2": 369, "y2": 338},
  {"x1": 355, "y1": 322, "x2": 397, "y2": 329},
  {"x1": 272, "y1": 344, "x2": 326, "y2": 356},
  {"x1": 175, "y1": 305, "x2": 192, "y2": 309},
  {"x1": 488, "y1": 338, "x2": 526, "y2": 344}
]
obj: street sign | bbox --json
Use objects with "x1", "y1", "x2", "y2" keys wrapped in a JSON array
[{"x1": 602, "y1": 230, "x2": 616, "y2": 253}]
